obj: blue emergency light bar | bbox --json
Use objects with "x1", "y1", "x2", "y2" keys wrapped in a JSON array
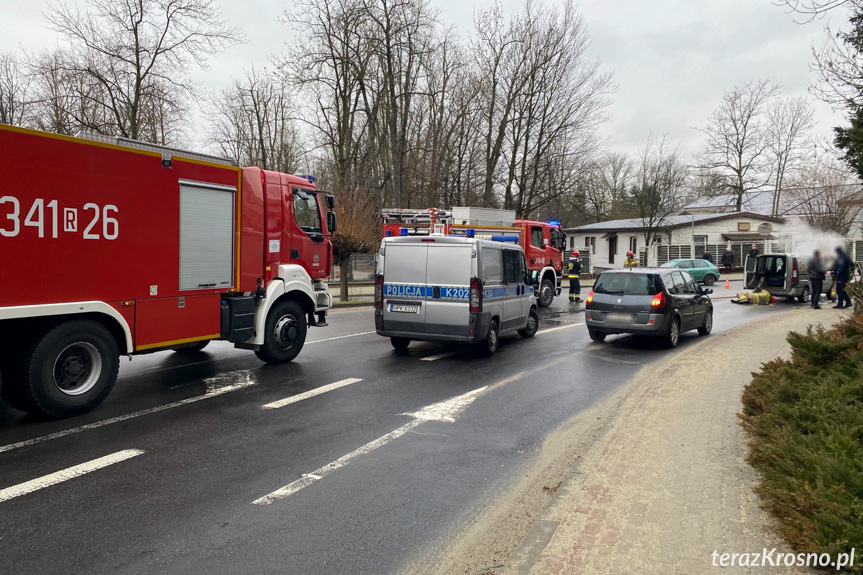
[
  {"x1": 491, "y1": 235, "x2": 519, "y2": 243},
  {"x1": 298, "y1": 174, "x2": 317, "y2": 183},
  {"x1": 547, "y1": 219, "x2": 561, "y2": 227},
  {"x1": 466, "y1": 229, "x2": 475, "y2": 238},
  {"x1": 400, "y1": 228, "x2": 409, "y2": 236},
  {"x1": 385, "y1": 230, "x2": 393, "y2": 237}
]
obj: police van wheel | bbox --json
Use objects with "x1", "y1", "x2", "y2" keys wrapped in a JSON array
[
  {"x1": 174, "y1": 340, "x2": 210, "y2": 354},
  {"x1": 9, "y1": 321, "x2": 120, "y2": 418},
  {"x1": 256, "y1": 300, "x2": 307, "y2": 364},
  {"x1": 519, "y1": 308, "x2": 539, "y2": 338},
  {"x1": 480, "y1": 320, "x2": 499, "y2": 356},
  {"x1": 538, "y1": 279, "x2": 554, "y2": 307},
  {"x1": 391, "y1": 337, "x2": 411, "y2": 351}
]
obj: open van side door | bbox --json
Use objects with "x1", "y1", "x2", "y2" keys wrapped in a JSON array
[{"x1": 744, "y1": 254, "x2": 758, "y2": 289}]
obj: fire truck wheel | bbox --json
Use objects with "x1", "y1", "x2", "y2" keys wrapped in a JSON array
[
  {"x1": 479, "y1": 319, "x2": 499, "y2": 356},
  {"x1": 174, "y1": 340, "x2": 210, "y2": 354},
  {"x1": 255, "y1": 300, "x2": 307, "y2": 364},
  {"x1": 16, "y1": 321, "x2": 120, "y2": 418},
  {"x1": 538, "y1": 279, "x2": 555, "y2": 307},
  {"x1": 518, "y1": 308, "x2": 539, "y2": 338}
]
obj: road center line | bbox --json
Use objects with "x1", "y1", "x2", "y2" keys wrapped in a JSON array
[
  {"x1": 261, "y1": 378, "x2": 364, "y2": 410},
  {"x1": 0, "y1": 449, "x2": 144, "y2": 503},
  {"x1": 421, "y1": 350, "x2": 461, "y2": 362},
  {"x1": 253, "y1": 386, "x2": 488, "y2": 505},
  {"x1": 536, "y1": 323, "x2": 584, "y2": 335},
  {"x1": 0, "y1": 372, "x2": 256, "y2": 455},
  {"x1": 305, "y1": 331, "x2": 376, "y2": 344}
]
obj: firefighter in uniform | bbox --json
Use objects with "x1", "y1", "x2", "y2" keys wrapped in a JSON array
[
  {"x1": 623, "y1": 250, "x2": 639, "y2": 268},
  {"x1": 568, "y1": 251, "x2": 583, "y2": 303}
]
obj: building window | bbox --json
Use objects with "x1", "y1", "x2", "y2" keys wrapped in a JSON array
[
  {"x1": 737, "y1": 222, "x2": 751, "y2": 232},
  {"x1": 629, "y1": 236, "x2": 638, "y2": 252},
  {"x1": 653, "y1": 236, "x2": 663, "y2": 245},
  {"x1": 694, "y1": 235, "x2": 707, "y2": 245},
  {"x1": 584, "y1": 236, "x2": 596, "y2": 250}
]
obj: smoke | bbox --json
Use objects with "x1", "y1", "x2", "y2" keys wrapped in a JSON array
[{"x1": 780, "y1": 216, "x2": 847, "y2": 262}]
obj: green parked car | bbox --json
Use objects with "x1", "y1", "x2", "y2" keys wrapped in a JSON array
[{"x1": 660, "y1": 258, "x2": 721, "y2": 285}]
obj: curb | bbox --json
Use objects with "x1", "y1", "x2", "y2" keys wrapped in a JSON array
[{"x1": 332, "y1": 301, "x2": 374, "y2": 309}]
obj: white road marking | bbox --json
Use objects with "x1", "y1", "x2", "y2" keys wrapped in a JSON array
[
  {"x1": 261, "y1": 378, "x2": 364, "y2": 410},
  {"x1": 536, "y1": 323, "x2": 584, "y2": 335},
  {"x1": 0, "y1": 371, "x2": 256, "y2": 455},
  {"x1": 306, "y1": 331, "x2": 376, "y2": 344},
  {"x1": 421, "y1": 350, "x2": 460, "y2": 362},
  {"x1": 252, "y1": 386, "x2": 488, "y2": 505},
  {"x1": 0, "y1": 449, "x2": 144, "y2": 503}
]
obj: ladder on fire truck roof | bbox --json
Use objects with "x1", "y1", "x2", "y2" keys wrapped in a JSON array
[
  {"x1": 76, "y1": 132, "x2": 238, "y2": 167},
  {"x1": 379, "y1": 208, "x2": 452, "y2": 224}
]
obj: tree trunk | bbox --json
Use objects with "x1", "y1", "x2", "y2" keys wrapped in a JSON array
[{"x1": 340, "y1": 260, "x2": 350, "y2": 302}]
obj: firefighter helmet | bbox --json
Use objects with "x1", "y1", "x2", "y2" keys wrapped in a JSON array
[
  {"x1": 572, "y1": 250, "x2": 580, "y2": 258},
  {"x1": 627, "y1": 250, "x2": 634, "y2": 257}
]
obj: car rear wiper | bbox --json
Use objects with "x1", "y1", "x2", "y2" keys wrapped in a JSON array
[{"x1": 598, "y1": 290, "x2": 625, "y2": 295}]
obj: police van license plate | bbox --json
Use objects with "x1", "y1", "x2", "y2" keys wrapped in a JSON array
[{"x1": 389, "y1": 304, "x2": 420, "y2": 313}]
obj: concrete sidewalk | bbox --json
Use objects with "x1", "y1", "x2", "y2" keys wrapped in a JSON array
[{"x1": 507, "y1": 307, "x2": 836, "y2": 575}]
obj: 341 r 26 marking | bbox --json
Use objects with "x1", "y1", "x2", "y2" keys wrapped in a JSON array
[{"x1": 0, "y1": 196, "x2": 118, "y2": 240}]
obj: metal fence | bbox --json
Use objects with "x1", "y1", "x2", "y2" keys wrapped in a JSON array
[{"x1": 332, "y1": 253, "x2": 378, "y2": 282}]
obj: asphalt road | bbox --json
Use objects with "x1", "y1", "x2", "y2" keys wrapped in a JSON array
[{"x1": 0, "y1": 296, "x2": 803, "y2": 575}]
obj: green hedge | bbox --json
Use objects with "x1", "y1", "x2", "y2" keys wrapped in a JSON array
[{"x1": 741, "y1": 311, "x2": 863, "y2": 572}]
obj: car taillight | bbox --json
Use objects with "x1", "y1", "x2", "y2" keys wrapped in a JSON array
[
  {"x1": 375, "y1": 275, "x2": 384, "y2": 308},
  {"x1": 651, "y1": 291, "x2": 666, "y2": 309},
  {"x1": 586, "y1": 290, "x2": 594, "y2": 305},
  {"x1": 470, "y1": 277, "x2": 483, "y2": 313},
  {"x1": 792, "y1": 264, "x2": 798, "y2": 284}
]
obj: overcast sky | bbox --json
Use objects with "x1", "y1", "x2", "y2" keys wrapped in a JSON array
[{"x1": 0, "y1": 0, "x2": 849, "y2": 157}]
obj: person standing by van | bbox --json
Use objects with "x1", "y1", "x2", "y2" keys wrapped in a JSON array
[
  {"x1": 568, "y1": 251, "x2": 583, "y2": 303},
  {"x1": 749, "y1": 244, "x2": 760, "y2": 259},
  {"x1": 721, "y1": 248, "x2": 734, "y2": 274},
  {"x1": 831, "y1": 246, "x2": 853, "y2": 309},
  {"x1": 702, "y1": 249, "x2": 714, "y2": 264},
  {"x1": 808, "y1": 250, "x2": 826, "y2": 310}
]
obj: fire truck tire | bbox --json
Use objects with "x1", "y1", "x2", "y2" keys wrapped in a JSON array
[
  {"x1": 518, "y1": 308, "x2": 539, "y2": 338},
  {"x1": 479, "y1": 319, "x2": 499, "y2": 356},
  {"x1": 255, "y1": 300, "x2": 307, "y2": 364},
  {"x1": 174, "y1": 340, "x2": 210, "y2": 354},
  {"x1": 13, "y1": 321, "x2": 120, "y2": 418},
  {"x1": 538, "y1": 278, "x2": 555, "y2": 307}
]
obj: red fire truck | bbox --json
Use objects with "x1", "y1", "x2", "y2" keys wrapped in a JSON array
[
  {"x1": 380, "y1": 207, "x2": 565, "y2": 306},
  {"x1": 0, "y1": 124, "x2": 335, "y2": 418}
]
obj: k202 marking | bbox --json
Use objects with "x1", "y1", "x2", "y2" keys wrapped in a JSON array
[{"x1": 0, "y1": 196, "x2": 118, "y2": 240}]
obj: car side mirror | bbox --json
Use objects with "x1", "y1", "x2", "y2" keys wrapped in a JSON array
[
  {"x1": 703, "y1": 288, "x2": 713, "y2": 295},
  {"x1": 327, "y1": 211, "x2": 337, "y2": 234}
]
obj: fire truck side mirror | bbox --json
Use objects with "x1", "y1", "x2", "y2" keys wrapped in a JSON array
[
  {"x1": 325, "y1": 193, "x2": 335, "y2": 210},
  {"x1": 327, "y1": 211, "x2": 337, "y2": 234}
]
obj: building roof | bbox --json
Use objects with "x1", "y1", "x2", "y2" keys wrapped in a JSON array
[{"x1": 565, "y1": 211, "x2": 784, "y2": 234}]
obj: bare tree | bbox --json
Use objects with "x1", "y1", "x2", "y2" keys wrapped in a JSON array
[
  {"x1": 46, "y1": 0, "x2": 242, "y2": 143},
  {"x1": 209, "y1": 68, "x2": 303, "y2": 172},
  {"x1": 786, "y1": 154, "x2": 863, "y2": 235},
  {"x1": 633, "y1": 134, "x2": 688, "y2": 246},
  {"x1": 578, "y1": 152, "x2": 633, "y2": 222},
  {"x1": 766, "y1": 96, "x2": 815, "y2": 216},
  {"x1": 0, "y1": 52, "x2": 32, "y2": 126},
  {"x1": 696, "y1": 79, "x2": 779, "y2": 211}
]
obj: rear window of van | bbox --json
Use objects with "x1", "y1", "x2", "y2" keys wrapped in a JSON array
[{"x1": 594, "y1": 273, "x2": 659, "y2": 296}]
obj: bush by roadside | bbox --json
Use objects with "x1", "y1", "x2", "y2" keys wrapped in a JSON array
[{"x1": 740, "y1": 310, "x2": 863, "y2": 572}]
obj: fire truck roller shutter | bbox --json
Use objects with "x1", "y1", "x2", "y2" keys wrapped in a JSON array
[{"x1": 179, "y1": 180, "x2": 236, "y2": 291}]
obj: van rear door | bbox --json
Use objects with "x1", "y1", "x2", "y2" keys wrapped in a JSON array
[
  {"x1": 425, "y1": 243, "x2": 472, "y2": 337},
  {"x1": 383, "y1": 242, "x2": 429, "y2": 332}
]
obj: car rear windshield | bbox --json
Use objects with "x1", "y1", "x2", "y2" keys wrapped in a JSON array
[{"x1": 594, "y1": 273, "x2": 658, "y2": 296}]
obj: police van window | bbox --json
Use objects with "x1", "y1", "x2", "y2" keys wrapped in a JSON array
[
  {"x1": 482, "y1": 247, "x2": 503, "y2": 284},
  {"x1": 503, "y1": 249, "x2": 522, "y2": 283},
  {"x1": 293, "y1": 192, "x2": 322, "y2": 233},
  {"x1": 531, "y1": 227, "x2": 543, "y2": 249}
]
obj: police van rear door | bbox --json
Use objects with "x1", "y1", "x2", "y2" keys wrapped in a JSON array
[
  {"x1": 383, "y1": 241, "x2": 429, "y2": 331},
  {"x1": 425, "y1": 242, "x2": 472, "y2": 337}
]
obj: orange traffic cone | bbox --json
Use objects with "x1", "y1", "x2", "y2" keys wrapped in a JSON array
[{"x1": 724, "y1": 279, "x2": 731, "y2": 289}]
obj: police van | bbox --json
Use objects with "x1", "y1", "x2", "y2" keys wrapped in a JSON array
[{"x1": 374, "y1": 235, "x2": 540, "y2": 355}]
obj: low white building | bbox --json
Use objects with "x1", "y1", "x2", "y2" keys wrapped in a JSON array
[{"x1": 565, "y1": 212, "x2": 786, "y2": 273}]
